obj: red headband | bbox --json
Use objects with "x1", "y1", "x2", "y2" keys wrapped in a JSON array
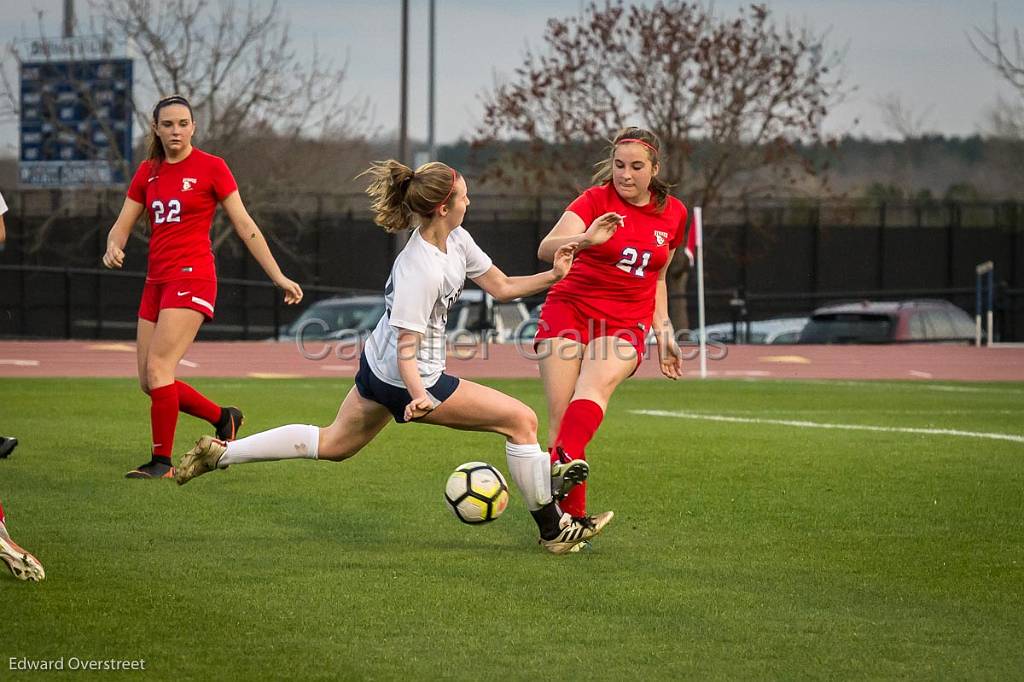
[
  {"x1": 617, "y1": 138, "x2": 658, "y2": 155},
  {"x1": 435, "y1": 168, "x2": 458, "y2": 211}
]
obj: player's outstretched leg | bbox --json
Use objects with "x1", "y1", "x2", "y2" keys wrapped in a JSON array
[
  {"x1": 0, "y1": 507, "x2": 44, "y2": 582},
  {"x1": 175, "y1": 387, "x2": 392, "y2": 485}
]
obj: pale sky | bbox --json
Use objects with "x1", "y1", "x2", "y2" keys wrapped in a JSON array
[{"x1": 2, "y1": 0, "x2": 1023, "y2": 156}]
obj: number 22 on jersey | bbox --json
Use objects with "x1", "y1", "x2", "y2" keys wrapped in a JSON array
[{"x1": 151, "y1": 199, "x2": 182, "y2": 224}]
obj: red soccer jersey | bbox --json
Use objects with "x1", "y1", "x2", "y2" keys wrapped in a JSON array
[
  {"x1": 127, "y1": 148, "x2": 238, "y2": 282},
  {"x1": 547, "y1": 183, "x2": 688, "y2": 321}
]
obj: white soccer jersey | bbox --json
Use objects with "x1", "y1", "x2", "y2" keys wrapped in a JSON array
[
  {"x1": 0, "y1": 191, "x2": 8, "y2": 216},
  {"x1": 364, "y1": 226, "x2": 493, "y2": 388}
]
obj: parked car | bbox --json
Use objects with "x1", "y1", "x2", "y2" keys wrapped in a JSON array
[
  {"x1": 689, "y1": 317, "x2": 809, "y2": 345},
  {"x1": 277, "y1": 295, "x2": 386, "y2": 341},
  {"x1": 446, "y1": 289, "x2": 530, "y2": 343},
  {"x1": 797, "y1": 300, "x2": 975, "y2": 344}
]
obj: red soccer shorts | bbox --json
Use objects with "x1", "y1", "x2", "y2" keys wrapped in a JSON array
[
  {"x1": 534, "y1": 297, "x2": 651, "y2": 367},
  {"x1": 138, "y1": 278, "x2": 217, "y2": 323}
]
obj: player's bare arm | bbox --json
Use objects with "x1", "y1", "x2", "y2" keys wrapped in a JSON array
[
  {"x1": 220, "y1": 191, "x2": 303, "y2": 304},
  {"x1": 472, "y1": 244, "x2": 576, "y2": 301},
  {"x1": 654, "y1": 248, "x2": 683, "y2": 380},
  {"x1": 395, "y1": 329, "x2": 433, "y2": 421},
  {"x1": 537, "y1": 211, "x2": 587, "y2": 262},
  {"x1": 102, "y1": 198, "x2": 145, "y2": 269},
  {"x1": 538, "y1": 211, "x2": 623, "y2": 262}
]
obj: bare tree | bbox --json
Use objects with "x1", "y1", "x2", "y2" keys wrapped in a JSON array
[
  {"x1": 96, "y1": 0, "x2": 372, "y2": 261},
  {"x1": 876, "y1": 93, "x2": 935, "y2": 139},
  {"x1": 968, "y1": 4, "x2": 1024, "y2": 192},
  {"x1": 2, "y1": 1, "x2": 372, "y2": 271},
  {"x1": 473, "y1": 1, "x2": 844, "y2": 329}
]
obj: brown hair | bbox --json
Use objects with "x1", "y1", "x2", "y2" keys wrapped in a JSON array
[
  {"x1": 360, "y1": 160, "x2": 460, "y2": 233},
  {"x1": 147, "y1": 95, "x2": 194, "y2": 162},
  {"x1": 592, "y1": 127, "x2": 672, "y2": 211}
]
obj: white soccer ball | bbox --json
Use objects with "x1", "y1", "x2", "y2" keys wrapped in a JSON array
[{"x1": 444, "y1": 461, "x2": 509, "y2": 524}]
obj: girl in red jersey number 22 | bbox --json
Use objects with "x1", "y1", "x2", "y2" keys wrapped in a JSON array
[
  {"x1": 102, "y1": 95, "x2": 303, "y2": 479},
  {"x1": 534, "y1": 127, "x2": 687, "y2": 547}
]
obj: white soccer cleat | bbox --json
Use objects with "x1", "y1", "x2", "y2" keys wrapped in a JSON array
[
  {"x1": 565, "y1": 512, "x2": 615, "y2": 552},
  {"x1": 0, "y1": 525, "x2": 45, "y2": 582},
  {"x1": 175, "y1": 435, "x2": 228, "y2": 486},
  {"x1": 539, "y1": 511, "x2": 614, "y2": 555}
]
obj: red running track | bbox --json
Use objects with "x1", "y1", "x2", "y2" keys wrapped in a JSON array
[{"x1": 0, "y1": 340, "x2": 1022, "y2": 381}]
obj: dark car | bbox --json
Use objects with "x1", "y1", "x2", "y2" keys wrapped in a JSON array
[
  {"x1": 276, "y1": 295, "x2": 387, "y2": 341},
  {"x1": 798, "y1": 300, "x2": 975, "y2": 344}
]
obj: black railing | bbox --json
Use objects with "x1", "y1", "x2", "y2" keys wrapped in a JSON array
[
  {"x1": 0, "y1": 264, "x2": 370, "y2": 340},
  {"x1": 3, "y1": 263, "x2": 1019, "y2": 343}
]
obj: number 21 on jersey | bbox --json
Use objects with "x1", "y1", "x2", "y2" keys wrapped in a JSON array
[
  {"x1": 616, "y1": 247, "x2": 651, "y2": 277},
  {"x1": 151, "y1": 199, "x2": 181, "y2": 224}
]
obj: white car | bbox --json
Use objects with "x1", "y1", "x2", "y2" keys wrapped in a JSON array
[{"x1": 690, "y1": 317, "x2": 809, "y2": 345}]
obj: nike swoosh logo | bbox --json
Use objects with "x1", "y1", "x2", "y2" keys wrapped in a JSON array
[
  {"x1": 177, "y1": 291, "x2": 190, "y2": 296},
  {"x1": 148, "y1": 176, "x2": 158, "y2": 181}
]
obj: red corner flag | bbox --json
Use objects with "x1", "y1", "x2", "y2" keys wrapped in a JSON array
[{"x1": 683, "y1": 215, "x2": 698, "y2": 266}]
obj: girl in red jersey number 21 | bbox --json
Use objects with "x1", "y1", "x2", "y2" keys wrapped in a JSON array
[
  {"x1": 534, "y1": 127, "x2": 687, "y2": 548},
  {"x1": 102, "y1": 95, "x2": 304, "y2": 479}
]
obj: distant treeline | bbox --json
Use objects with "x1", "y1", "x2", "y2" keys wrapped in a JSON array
[{"x1": 1, "y1": 134, "x2": 1022, "y2": 201}]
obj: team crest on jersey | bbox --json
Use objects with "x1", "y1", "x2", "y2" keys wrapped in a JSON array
[
  {"x1": 654, "y1": 230, "x2": 669, "y2": 246},
  {"x1": 182, "y1": 177, "x2": 198, "y2": 191}
]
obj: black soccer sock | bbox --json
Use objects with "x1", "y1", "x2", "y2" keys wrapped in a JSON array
[{"x1": 532, "y1": 501, "x2": 565, "y2": 541}]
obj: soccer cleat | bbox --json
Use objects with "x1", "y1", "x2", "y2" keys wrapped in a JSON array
[
  {"x1": 551, "y1": 450, "x2": 589, "y2": 501},
  {"x1": 216, "y1": 407, "x2": 244, "y2": 442},
  {"x1": 566, "y1": 512, "x2": 615, "y2": 552},
  {"x1": 0, "y1": 436, "x2": 18, "y2": 459},
  {"x1": 125, "y1": 459, "x2": 175, "y2": 479},
  {"x1": 539, "y1": 511, "x2": 613, "y2": 555},
  {"x1": 175, "y1": 435, "x2": 228, "y2": 486},
  {"x1": 0, "y1": 524, "x2": 45, "y2": 581}
]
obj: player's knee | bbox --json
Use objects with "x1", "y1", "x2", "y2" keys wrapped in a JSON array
[
  {"x1": 138, "y1": 377, "x2": 151, "y2": 394},
  {"x1": 317, "y1": 429, "x2": 361, "y2": 461},
  {"x1": 508, "y1": 404, "x2": 538, "y2": 442},
  {"x1": 145, "y1": 356, "x2": 175, "y2": 387}
]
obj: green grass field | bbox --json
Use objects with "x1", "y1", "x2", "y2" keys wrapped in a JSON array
[{"x1": 2, "y1": 377, "x2": 1023, "y2": 679}]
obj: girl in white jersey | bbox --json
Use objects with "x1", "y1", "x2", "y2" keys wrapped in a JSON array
[{"x1": 174, "y1": 160, "x2": 612, "y2": 554}]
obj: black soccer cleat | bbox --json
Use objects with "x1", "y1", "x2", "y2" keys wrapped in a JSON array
[
  {"x1": 0, "y1": 437, "x2": 18, "y2": 459},
  {"x1": 215, "y1": 407, "x2": 244, "y2": 442},
  {"x1": 125, "y1": 459, "x2": 175, "y2": 479}
]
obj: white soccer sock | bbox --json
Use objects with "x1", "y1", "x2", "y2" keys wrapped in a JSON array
[
  {"x1": 505, "y1": 442, "x2": 553, "y2": 511},
  {"x1": 218, "y1": 424, "x2": 320, "y2": 467}
]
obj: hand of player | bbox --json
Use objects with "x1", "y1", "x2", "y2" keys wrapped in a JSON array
[
  {"x1": 102, "y1": 243, "x2": 125, "y2": 269},
  {"x1": 658, "y1": 334, "x2": 684, "y2": 380},
  {"x1": 275, "y1": 276, "x2": 304, "y2": 305},
  {"x1": 404, "y1": 395, "x2": 435, "y2": 421},
  {"x1": 581, "y1": 212, "x2": 624, "y2": 249},
  {"x1": 551, "y1": 242, "x2": 577, "y2": 280}
]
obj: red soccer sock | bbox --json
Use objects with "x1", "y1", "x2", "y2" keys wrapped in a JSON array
[
  {"x1": 149, "y1": 384, "x2": 180, "y2": 461},
  {"x1": 0, "y1": 500, "x2": 5, "y2": 525},
  {"x1": 554, "y1": 399, "x2": 605, "y2": 517},
  {"x1": 175, "y1": 380, "x2": 222, "y2": 424}
]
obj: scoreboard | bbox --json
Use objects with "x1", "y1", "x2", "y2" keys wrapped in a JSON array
[{"x1": 19, "y1": 42, "x2": 133, "y2": 187}]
